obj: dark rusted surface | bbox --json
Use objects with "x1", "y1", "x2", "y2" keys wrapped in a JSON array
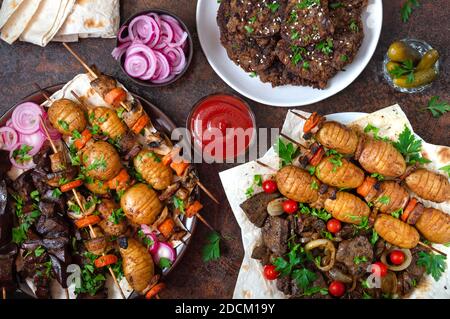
[{"x1": 0, "y1": 0, "x2": 449, "y2": 299}]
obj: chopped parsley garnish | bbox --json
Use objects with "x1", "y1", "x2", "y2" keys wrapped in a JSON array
[
  {"x1": 363, "y1": 124, "x2": 390, "y2": 141},
  {"x1": 72, "y1": 129, "x2": 82, "y2": 140},
  {"x1": 291, "y1": 45, "x2": 307, "y2": 65},
  {"x1": 288, "y1": 10, "x2": 298, "y2": 23},
  {"x1": 266, "y1": 2, "x2": 281, "y2": 12},
  {"x1": 297, "y1": 0, "x2": 321, "y2": 9},
  {"x1": 353, "y1": 216, "x2": 370, "y2": 230},
  {"x1": 391, "y1": 208, "x2": 403, "y2": 219},
  {"x1": 299, "y1": 203, "x2": 331, "y2": 221},
  {"x1": 371, "y1": 173, "x2": 385, "y2": 181},
  {"x1": 52, "y1": 188, "x2": 62, "y2": 198},
  {"x1": 116, "y1": 107, "x2": 125, "y2": 119},
  {"x1": 393, "y1": 125, "x2": 431, "y2": 165},
  {"x1": 310, "y1": 180, "x2": 319, "y2": 190},
  {"x1": 173, "y1": 196, "x2": 186, "y2": 213},
  {"x1": 245, "y1": 175, "x2": 263, "y2": 198},
  {"x1": 34, "y1": 246, "x2": 45, "y2": 257},
  {"x1": 370, "y1": 229, "x2": 379, "y2": 245},
  {"x1": 274, "y1": 137, "x2": 299, "y2": 167},
  {"x1": 75, "y1": 252, "x2": 106, "y2": 296},
  {"x1": 377, "y1": 195, "x2": 390, "y2": 205},
  {"x1": 244, "y1": 25, "x2": 254, "y2": 33},
  {"x1": 87, "y1": 156, "x2": 107, "y2": 171},
  {"x1": 159, "y1": 257, "x2": 172, "y2": 270},
  {"x1": 249, "y1": 16, "x2": 256, "y2": 24},
  {"x1": 12, "y1": 144, "x2": 33, "y2": 163},
  {"x1": 440, "y1": 164, "x2": 450, "y2": 178},
  {"x1": 422, "y1": 96, "x2": 450, "y2": 118},
  {"x1": 302, "y1": 61, "x2": 310, "y2": 70},
  {"x1": 249, "y1": 71, "x2": 257, "y2": 78},
  {"x1": 291, "y1": 31, "x2": 300, "y2": 40},
  {"x1": 202, "y1": 232, "x2": 221, "y2": 262},
  {"x1": 12, "y1": 194, "x2": 41, "y2": 244},
  {"x1": 349, "y1": 20, "x2": 359, "y2": 32},
  {"x1": 389, "y1": 59, "x2": 415, "y2": 84},
  {"x1": 137, "y1": 230, "x2": 154, "y2": 249},
  {"x1": 327, "y1": 149, "x2": 343, "y2": 172},
  {"x1": 340, "y1": 54, "x2": 348, "y2": 62},
  {"x1": 108, "y1": 207, "x2": 125, "y2": 224},
  {"x1": 315, "y1": 38, "x2": 333, "y2": 55},
  {"x1": 353, "y1": 256, "x2": 368, "y2": 265},
  {"x1": 30, "y1": 190, "x2": 40, "y2": 202},
  {"x1": 58, "y1": 120, "x2": 69, "y2": 131}
]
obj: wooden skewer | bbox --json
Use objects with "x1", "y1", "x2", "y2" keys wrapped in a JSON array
[
  {"x1": 290, "y1": 111, "x2": 309, "y2": 121},
  {"x1": 2, "y1": 287, "x2": 5, "y2": 299},
  {"x1": 279, "y1": 133, "x2": 309, "y2": 151},
  {"x1": 39, "y1": 108, "x2": 126, "y2": 300},
  {"x1": 256, "y1": 160, "x2": 278, "y2": 172},
  {"x1": 197, "y1": 181, "x2": 219, "y2": 205},
  {"x1": 418, "y1": 241, "x2": 447, "y2": 257}
]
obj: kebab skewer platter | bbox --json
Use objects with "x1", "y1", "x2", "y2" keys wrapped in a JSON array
[
  {"x1": 0, "y1": 65, "x2": 215, "y2": 298},
  {"x1": 219, "y1": 105, "x2": 450, "y2": 299}
]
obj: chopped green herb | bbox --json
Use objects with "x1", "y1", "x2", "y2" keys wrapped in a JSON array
[
  {"x1": 299, "y1": 203, "x2": 331, "y2": 221},
  {"x1": 401, "y1": 0, "x2": 419, "y2": 23},
  {"x1": 363, "y1": 124, "x2": 389, "y2": 141},
  {"x1": 349, "y1": 20, "x2": 359, "y2": 32},
  {"x1": 389, "y1": 60, "x2": 415, "y2": 84},
  {"x1": 291, "y1": 31, "x2": 300, "y2": 40},
  {"x1": 416, "y1": 251, "x2": 446, "y2": 281},
  {"x1": 370, "y1": 173, "x2": 385, "y2": 181},
  {"x1": 320, "y1": 230, "x2": 334, "y2": 240},
  {"x1": 116, "y1": 107, "x2": 125, "y2": 119},
  {"x1": 310, "y1": 180, "x2": 319, "y2": 190},
  {"x1": 370, "y1": 229, "x2": 379, "y2": 245},
  {"x1": 34, "y1": 246, "x2": 45, "y2": 257},
  {"x1": 440, "y1": 165, "x2": 450, "y2": 178},
  {"x1": 340, "y1": 54, "x2": 348, "y2": 62},
  {"x1": 244, "y1": 25, "x2": 254, "y2": 33},
  {"x1": 266, "y1": 2, "x2": 281, "y2": 13},
  {"x1": 292, "y1": 268, "x2": 317, "y2": 289},
  {"x1": 422, "y1": 96, "x2": 450, "y2": 118},
  {"x1": 173, "y1": 196, "x2": 186, "y2": 213},
  {"x1": 159, "y1": 257, "x2": 172, "y2": 270},
  {"x1": 274, "y1": 137, "x2": 299, "y2": 167},
  {"x1": 302, "y1": 61, "x2": 310, "y2": 70},
  {"x1": 297, "y1": 0, "x2": 321, "y2": 9},
  {"x1": 353, "y1": 255, "x2": 368, "y2": 265},
  {"x1": 249, "y1": 71, "x2": 257, "y2": 78},
  {"x1": 391, "y1": 208, "x2": 403, "y2": 219},
  {"x1": 58, "y1": 120, "x2": 69, "y2": 131},
  {"x1": 108, "y1": 208, "x2": 124, "y2": 225},
  {"x1": 393, "y1": 125, "x2": 431, "y2": 165},
  {"x1": 315, "y1": 38, "x2": 333, "y2": 55},
  {"x1": 30, "y1": 190, "x2": 40, "y2": 202},
  {"x1": 52, "y1": 188, "x2": 62, "y2": 198},
  {"x1": 308, "y1": 166, "x2": 316, "y2": 176},
  {"x1": 302, "y1": 286, "x2": 329, "y2": 296},
  {"x1": 249, "y1": 16, "x2": 256, "y2": 24},
  {"x1": 377, "y1": 195, "x2": 390, "y2": 205},
  {"x1": 12, "y1": 144, "x2": 33, "y2": 163}
]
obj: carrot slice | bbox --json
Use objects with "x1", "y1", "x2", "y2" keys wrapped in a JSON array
[
  {"x1": 104, "y1": 88, "x2": 127, "y2": 107},
  {"x1": 170, "y1": 161, "x2": 190, "y2": 176},
  {"x1": 60, "y1": 179, "x2": 83, "y2": 192},
  {"x1": 401, "y1": 198, "x2": 417, "y2": 222},
  {"x1": 145, "y1": 283, "x2": 166, "y2": 299},
  {"x1": 74, "y1": 129, "x2": 92, "y2": 150},
  {"x1": 162, "y1": 153, "x2": 173, "y2": 166},
  {"x1": 94, "y1": 254, "x2": 118, "y2": 268},
  {"x1": 356, "y1": 177, "x2": 377, "y2": 197},
  {"x1": 74, "y1": 215, "x2": 101, "y2": 228},
  {"x1": 158, "y1": 218, "x2": 175, "y2": 238},
  {"x1": 303, "y1": 112, "x2": 321, "y2": 133},
  {"x1": 131, "y1": 114, "x2": 150, "y2": 134},
  {"x1": 107, "y1": 168, "x2": 130, "y2": 189},
  {"x1": 185, "y1": 201, "x2": 203, "y2": 218},
  {"x1": 309, "y1": 146, "x2": 325, "y2": 166}
]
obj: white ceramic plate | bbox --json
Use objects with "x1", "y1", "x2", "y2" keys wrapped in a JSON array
[{"x1": 196, "y1": 0, "x2": 383, "y2": 107}]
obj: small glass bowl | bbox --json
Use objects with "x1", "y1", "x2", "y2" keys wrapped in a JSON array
[{"x1": 382, "y1": 38, "x2": 439, "y2": 93}]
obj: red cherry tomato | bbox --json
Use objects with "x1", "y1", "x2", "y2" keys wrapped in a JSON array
[
  {"x1": 328, "y1": 281, "x2": 346, "y2": 297},
  {"x1": 262, "y1": 180, "x2": 277, "y2": 194},
  {"x1": 282, "y1": 199, "x2": 298, "y2": 214},
  {"x1": 371, "y1": 262, "x2": 388, "y2": 277},
  {"x1": 263, "y1": 265, "x2": 279, "y2": 280},
  {"x1": 389, "y1": 250, "x2": 405, "y2": 265},
  {"x1": 326, "y1": 218, "x2": 342, "y2": 234}
]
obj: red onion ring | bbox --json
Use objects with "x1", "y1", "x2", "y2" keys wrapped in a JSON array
[
  {"x1": 0, "y1": 127, "x2": 19, "y2": 151},
  {"x1": 117, "y1": 25, "x2": 131, "y2": 43},
  {"x1": 11, "y1": 102, "x2": 43, "y2": 134},
  {"x1": 152, "y1": 242, "x2": 176, "y2": 266},
  {"x1": 39, "y1": 112, "x2": 61, "y2": 141},
  {"x1": 128, "y1": 15, "x2": 156, "y2": 43},
  {"x1": 124, "y1": 52, "x2": 149, "y2": 78},
  {"x1": 19, "y1": 131, "x2": 46, "y2": 156},
  {"x1": 9, "y1": 145, "x2": 36, "y2": 170}
]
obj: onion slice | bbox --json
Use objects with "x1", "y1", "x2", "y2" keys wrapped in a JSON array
[
  {"x1": 153, "y1": 242, "x2": 176, "y2": 267},
  {"x1": 0, "y1": 127, "x2": 19, "y2": 151},
  {"x1": 11, "y1": 102, "x2": 43, "y2": 134},
  {"x1": 381, "y1": 248, "x2": 412, "y2": 272},
  {"x1": 19, "y1": 131, "x2": 46, "y2": 156},
  {"x1": 305, "y1": 239, "x2": 336, "y2": 272}
]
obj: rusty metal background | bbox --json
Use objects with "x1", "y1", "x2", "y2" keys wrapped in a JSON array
[{"x1": 0, "y1": 0, "x2": 449, "y2": 298}]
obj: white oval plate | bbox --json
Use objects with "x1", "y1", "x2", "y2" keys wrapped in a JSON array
[{"x1": 196, "y1": 0, "x2": 383, "y2": 107}]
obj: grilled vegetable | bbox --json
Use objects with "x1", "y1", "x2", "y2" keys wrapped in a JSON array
[
  {"x1": 82, "y1": 141, "x2": 122, "y2": 181},
  {"x1": 315, "y1": 121, "x2": 359, "y2": 155},
  {"x1": 119, "y1": 237, "x2": 154, "y2": 295},
  {"x1": 90, "y1": 107, "x2": 127, "y2": 139},
  {"x1": 84, "y1": 236, "x2": 110, "y2": 255},
  {"x1": 405, "y1": 169, "x2": 450, "y2": 203},
  {"x1": 324, "y1": 192, "x2": 370, "y2": 225},
  {"x1": 357, "y1": 137, "x2": 406, "y2": 177},
  {"x1": 315, "y1": 156, "x2": 365, "y2": 189},
  {"x1": 374, "y1": 215, "x2": 420, "y2": 249},
  {"x1": 415, "y1": 208, "x2": 450, "y2": 244},
  {"x1": 134, "y1": 150, "x2": 173, "y2": 190},
  {"x1": 371, "y1": 181, "x2": 409, "y2": 215},
  {"x1": 120, "y1": 183, "x2": 163, "y2": 225},
  {"x1": 48, "y1": 99, "x2": 87, "y2": 135},
  {"x1": 276, "y1": 165, "x2": 319, "y2": 204}
]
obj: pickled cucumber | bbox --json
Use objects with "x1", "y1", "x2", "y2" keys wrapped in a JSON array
[
  {"x1": 388, "y1": 41, "x2": 421, "y2": 63},
  {"x1": 393, "y1": 68, "x2": 437, "y2": 88},
  {"x1": 416, "y1": 49, "x2": 439, "y2": 71},
  {"x1": 386, "y1": 61, "x2": 400, "y2": 73}
]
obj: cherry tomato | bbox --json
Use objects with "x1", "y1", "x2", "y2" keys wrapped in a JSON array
[
  {"x1": 262, "y1": 180, "x2": 277, "y2": 194},
  {"x1": 389, "y1": 250, "x2": 405, "y2": 265},
  {"x1": 263, "y1": 265, "x2": 279, "y2": 280},
  {"x1": 328, "y1": 281, "x2": 346, "y2": 297},
  {"x1": 371, "y1": 262, "x2": 388, "y2": 277},
  {"x1": 282, "y1": 199, "x2": 298, "y2": 214},
  {"x1": 326, "y1": 218, "x2": 342, "y2": 234}
]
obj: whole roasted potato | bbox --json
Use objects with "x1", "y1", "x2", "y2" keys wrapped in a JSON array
[
  {"x1": 415, "y1": 208, "x2": 450, "y2": 244},
  {"x1": 357, "y1": 138, "x2": 406, "y2": 178},
  {"x1": 315, "y1": 156, "x2": 365, "y2": 189},
  {"x1": 48, "y1": 99, "x2": 87, "y2": 135},
  {"x1": 90, "y1": 107, "x2": 127, "y2": 139},
  {"x1": 276, "y1": 165, "x2": 319, "y2": 204},
  {"x1": 316, "y1": 121, "x2": 359, "y2": 155},
  {"x1": 120, "y1": 183, "x2": 163, "y2": 225},
  {"x1": 82, "y1": 141, "x2": 122, "y2": 181},
  {"x1": 324, "y1": 192, "x2": 370, "y2": 224},
  {"x1": 405, "y1": 169, "x2": 450, "y2": 203},
  {"x1": 133, "y1": 150, "x2": 173, "y2": 190},
  {"x1": 119, "y1": 238, "x2": 154, "y2": 295},
  {"x1": 374, "y1": 214, "x2": 419, "y2": 249}
]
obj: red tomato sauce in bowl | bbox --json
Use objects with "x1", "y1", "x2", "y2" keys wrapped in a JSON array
[{"x1": 188, "y1": 94, "x2": 255, "y2": 162}]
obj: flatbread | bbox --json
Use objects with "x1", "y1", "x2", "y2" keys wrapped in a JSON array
[
  {"x1": 0, "y1": 0, "x2": 41, "y2": 44},
  {"x1": 0, "y1": 0, "x2": 25, "y2": 29},
  {"x1": 56, "y1": 0, "x2": 119, "y2": 39},
  {"x1": 219, "y1": 105, "x2": 450, "y2": 299},
  {"x1": 20, "y1": 0, "x2": 76, "y2": 47}
]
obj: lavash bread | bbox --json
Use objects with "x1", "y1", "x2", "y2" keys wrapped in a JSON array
[{"x1": 0, "y1": 0, "x2": 42, "y2": 44}]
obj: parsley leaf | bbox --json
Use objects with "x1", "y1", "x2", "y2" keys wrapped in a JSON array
[
  {"x1": 389, "y1": 59, "x2": 415, "y2": 84},
  {"x1": 371, "y1": 173, "x2": 385, "y2": 181},
  {"x1": 274, "y1": 137, "x2": 299, "y2": 167},
  {"x1": 401, "y1": 0, "x2": 420, "y2": 23},
  {"x1": 315, "y1": 38, "x2": 333, "y2": 55},
  {"x1": 353, "y1": 256, "x2": 368, "y2": 265},
  {"x1": 202, "y1": 232, "x2": 221, "y2": 262},
  {"x1": 440, "y1": 164, "x2": 450, "y2": 178},
  {"x1": 393, "y1": 125, "x2": 431, "y2": 165},
  {"x1": 159, "y1": 257, "x2": 172, "y2": 270},
  {"x1": 266, "y1": 2, "x2": 281, "y2": 12},
  {"x1": 391, "y1": 208, "x2": 403, "y2": 219},
  {"x1": 108, "y1": 207, "x2": 124, "y2": 225},
  {"x1": 423, "y1": 96, "x2": 450, "y2": 118},
  {"x1": 370, "y1": 229, "x2": 379, "y2": 245},
  {"x1": 416, "y1": 251, "x2": 446, "y2": 281},
  {"x1": 173, "y1": 196, "x2": 186, "y2": 213},
  {"x1": 292, "y1": 268, "x2": 317, "y2": 289},
  {"x1": 377, "y1": 195, "x2": 390, "y2": 205},
  {"x1": 244, "y1": 25, "x2": 254, "y2": 33},
  {"x1": 299, "y1": 203, "x2": 331, "y2": 221}
]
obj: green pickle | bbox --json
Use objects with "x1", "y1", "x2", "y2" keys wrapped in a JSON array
[
  {"x1": 393, "y1": 68, "x2": 437, "y2": 88},
  {"x1": 387, "y1": 41, "x2": 421, "y2": 63},
  {"x1": 416, "y1": 49, "x2": 439, "y2": 71},
  {"x1": 386, "y1": 61, "x2": 400, "y2": 73}
]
